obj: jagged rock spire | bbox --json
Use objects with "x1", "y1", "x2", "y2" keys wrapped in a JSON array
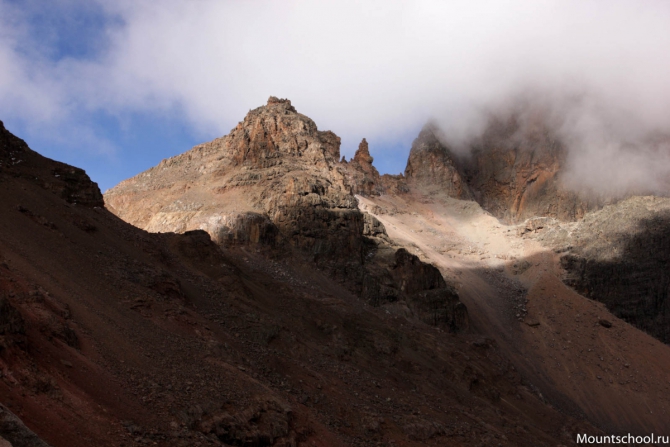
[
  {"x1": 353, "y1": 138, "x2": 374, "y2": 165},
  {"x1": 404, "y1": 125, "x2": 472, "y2": 200}
]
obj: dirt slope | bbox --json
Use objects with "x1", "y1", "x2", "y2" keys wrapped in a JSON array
[
  {"x1": 357, "y1": 190, "x2": 670, "y2": 434},
  {"x1": 0, "y1": 121, "x2": 605, "y2": 445},
  {"x1": 101, "y1": 98, "x2": 670, "y2": 442}
]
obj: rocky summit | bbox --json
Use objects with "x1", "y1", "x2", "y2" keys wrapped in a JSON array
[
  {"x1": 2, "y1": 97, "x2": 670, "y2": 446},
  {"x1": 106, "y1": 97, "x2": 466, "y2": 330}
]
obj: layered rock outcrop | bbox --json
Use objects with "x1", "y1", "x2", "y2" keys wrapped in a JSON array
[{"x1": 106, "y1": 98, "x2": 467, "y2": 330}]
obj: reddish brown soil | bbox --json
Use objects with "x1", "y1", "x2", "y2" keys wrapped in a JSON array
[{"x1": 0, "y1": 123, "x2": 607, "y2": 446}]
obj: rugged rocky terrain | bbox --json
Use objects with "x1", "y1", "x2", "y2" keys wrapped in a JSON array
[
  {"x1": 399, "y1": 108, "x2": 670, "y2": 352},
  {"x1": 404, "y1": 113, "x2": 598, "y2": 223},
  {"x1": 3, "y1": 94, "x2": 670, "y2": 446},
  {"x1": 0, "y1": 114, "x2": 610, "y2": 446},
  {"x1": 105, "y1": 97, "x2": 670, "y2": 443},
  {"x1": 106, "y1": 98, "x2": 464, "y2": 330},
  {"x1": 523, "y1": 196, "x2": 670, "y2": 343}
]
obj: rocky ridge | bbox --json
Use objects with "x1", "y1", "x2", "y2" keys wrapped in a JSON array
[
  {"x1": 341, "y1": 138, "x2": 383, "y2": 196},
  {"x1": 106, "y1": 98, "x2": 466, "y2": 330},
  {"x1": 404, "y1": 125, "x2": 472, "y2": 200},
  {"x1": 404, "y1": 115, "x2": 598, "y2": 223},
  {"x1": 0, "y1": 118, "x2": 611, "y2": 446},
  {"x1": 0, "y1": 121, "x2": 103, "y2": 208}
]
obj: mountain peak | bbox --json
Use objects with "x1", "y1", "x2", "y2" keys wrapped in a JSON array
[
  {"x1": 353, "y1": 138, "x2": 373, "y2": 165},
  {"x1": 266, "y1": 96, "x2": 297, "y2": 112},
  {"x1": 404, "y1": 124, "x2": 472, "y2": 200}
]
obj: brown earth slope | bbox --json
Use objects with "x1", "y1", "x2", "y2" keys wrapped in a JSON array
[
  {"x1": 105, "y1": 98, "x2": 670, "y2": 441},
  {"x1": 357, "y1": 189, "x2": 670, "y2": 435},
  {"x1": 524, "y1": 196, "x2": 670, "y2": 344},
  {"x1": 0, "y1": 118, "x2": 606, "y2": 445}
]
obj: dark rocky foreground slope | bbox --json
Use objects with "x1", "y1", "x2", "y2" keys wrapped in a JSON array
[{"x1": 0, "y1": 119, "x2": 608, "y2": 444}]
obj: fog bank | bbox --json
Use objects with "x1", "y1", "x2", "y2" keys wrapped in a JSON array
[{"x1": 1, "y1": 0, "x2": 670, "y2": 193}]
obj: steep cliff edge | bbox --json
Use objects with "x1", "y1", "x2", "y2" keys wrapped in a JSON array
[
  {"x1": 460, "y1": 114, "x2": 596, "y2": 222},
  {"x1": 404, "y1": 125, "x2": 472, "y2": 200}
]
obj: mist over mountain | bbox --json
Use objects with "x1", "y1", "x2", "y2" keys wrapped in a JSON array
[
  {"x1": 2, "y1": 0, "x2": 670, "y2": 192},
  {"x1": 2, "y1": 2, "x2": 670, "y2": 445},
  {"x1": 431, "y1": 91, "x2": 670, "y2": 200}
]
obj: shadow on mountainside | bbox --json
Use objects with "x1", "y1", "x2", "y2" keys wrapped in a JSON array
[
  {"x1": 560, "y1": 211, "x2": 670, "y2": 344},
  {"x1": 454, "y1": 251, "x2": 670, "y2": 436}
]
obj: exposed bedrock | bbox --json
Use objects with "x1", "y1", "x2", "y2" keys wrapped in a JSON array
[
  {"x1": 404, "y1": 116, "x2": 598, "y2": 223},
  {"x1": 105, "y1": 98, "x2": 467, "y2": 329}
]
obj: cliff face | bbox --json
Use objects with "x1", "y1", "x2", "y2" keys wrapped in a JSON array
[
  {"x1": 105, "y1": 98, "x2": 466, "y2": 330},
  {"x1": 404, "y1": 125, "x2": 472, "y2": 200},
  {"x1": 106, "y1": 97, "x2": 359, "y2": 264},
  {"x1": 404, "y1": 117, "x2": 597, "y2": 223},
  {"x1": 461, "y1": 115, "x2": 596, "y2": 223}
]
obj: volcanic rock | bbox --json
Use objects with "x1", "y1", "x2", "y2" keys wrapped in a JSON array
[
  {"x1": 0, "y1": 404, "x2": 51, "y2": 447},
  {"x1": 404, "y1": 114, "x2": 599, "y2": 223},
  {"x1": 106, "y1": 98, "x2": 466, "y2": 327},
  {"x1": 0, "y1": 121, "x2": 103, "y2": 207},
  {"x1": 404, "y1": 125, "x2": 472, "y2": 200}
]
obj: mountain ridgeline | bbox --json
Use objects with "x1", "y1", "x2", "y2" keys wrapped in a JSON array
[
  {"x1": 2, "y1": 97, "x2": 670, "y2": 446},
  {"x1": 107, "y1": 97, "x2": 670, "y2": 347},
  {"x1": 106, "y1": 97, "x2": 467, "y2": 331}
]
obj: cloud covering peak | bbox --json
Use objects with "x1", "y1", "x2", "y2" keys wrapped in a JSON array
[{"x1": 1, "y1": 0, "x2": 670, "y2": 191}]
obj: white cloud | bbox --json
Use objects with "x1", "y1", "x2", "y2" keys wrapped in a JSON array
[{"x1": 2, "y1": 0, "x2": 670, "y2": 192}]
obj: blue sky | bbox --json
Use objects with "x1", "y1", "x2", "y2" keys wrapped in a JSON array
[
  {"x1": 2, "y1": 1, "x2": 670, "y2": 192},
  {"x1": 0, "y1": 0, "x2": 422, "y2": 191}
]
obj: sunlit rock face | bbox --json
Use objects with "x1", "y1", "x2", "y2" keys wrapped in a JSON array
[{"x1": 105, "y1": 97, "x2": 468, "y2": 331}]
